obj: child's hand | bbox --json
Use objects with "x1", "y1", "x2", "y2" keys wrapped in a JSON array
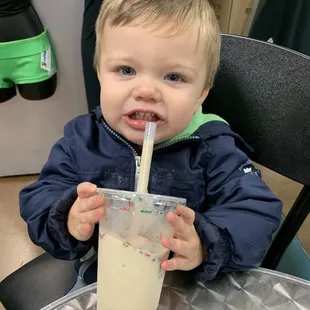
[
  {"x1": 68, "y1": 182, "x2": 105, "y2": 241},
  {"x1": 161, "y1": 206, "x2": 206, "y2": 271}
]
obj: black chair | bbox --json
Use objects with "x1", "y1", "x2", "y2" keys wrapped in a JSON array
[
  {"x1": 204, "y1": 34, "x2": 310, "y2": 270},
  {"x1": 0, "y1": 253, "x2": 75, "y2": 310},
  {"x1": 1, "y1": 34, "x2": 310, "y2": 310}
]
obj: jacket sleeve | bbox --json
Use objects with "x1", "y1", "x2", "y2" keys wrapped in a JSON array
[
  {"x1": 193, "y1": 134, "x2": 282, "y2": 281},
  {"x1": 19, "y1": 127, "x2": 95, "y2": 260}
]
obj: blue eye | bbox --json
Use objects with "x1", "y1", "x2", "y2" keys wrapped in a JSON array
[
  {"x1": 165, "y1": 73, "x2": 183, "y2": 82},
  {"x1": 119, "y1": 67, "x2": 136, "y2": 76}
]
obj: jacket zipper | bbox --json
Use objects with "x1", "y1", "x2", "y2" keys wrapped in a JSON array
[
  {"x1": 134, "y1": 156, "x2": 141, "y2": 190},
  {"x1": 100, "y1": 119, "x2": 199, "y2": 189},
  {"x1": 100, "y1": 120, "x2": 141, "y2": 189},
  {"x1": 154, "y1": 136, "x2": 200, "y2": 151}
]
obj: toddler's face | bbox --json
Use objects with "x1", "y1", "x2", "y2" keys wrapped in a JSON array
[{"x1": 97, "y1": 24, "x2": 209, "y2": 145}]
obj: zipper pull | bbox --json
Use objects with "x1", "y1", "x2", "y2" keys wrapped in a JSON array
[{"x1": 134, "y1": 156, "x2": 141, "y2": 191}]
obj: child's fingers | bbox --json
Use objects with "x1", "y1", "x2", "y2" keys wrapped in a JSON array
[
  {"x1": 161, "y1": 256, "x2": 189, "y2": 271},
  {"x1": 161, "y1": 236, "x2": 190, "y2": 256},
  {"x1": 77, "y1": 182, "x2": 98, "y2": 199},
  {"x1": 167, "y1": 211, "x2": 191, "y2": 240},
  {"x1": 79, "y1": 195, "x2": 105, "y2": 212},
  {"x1": 176, "y1": 206, "x2": 195, "y2": 225},
  {"x1": 77, "y1": 223, "x2": 95, "y2": 241},
  {"x1": 80, "y1": 206, "x2": 105, "y2": 224}
]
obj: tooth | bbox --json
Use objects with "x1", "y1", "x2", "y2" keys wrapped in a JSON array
[
  {"x1": 134, "y1": 112, "x2": 142, "y2": 120},
  {"x1": 131, "y1": 111, "x2": 159, "y2": 121}
]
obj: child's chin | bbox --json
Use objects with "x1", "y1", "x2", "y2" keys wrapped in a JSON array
[
  {"x1": 127, "y1": 134, "x2": 163, "y2": 146},
  {"x1": 125, "y1": 134, "x2": 144, "y2": 146}
]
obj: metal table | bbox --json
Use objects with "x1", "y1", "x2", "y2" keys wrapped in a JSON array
[{"x1": 42, "y1": 268, "x2": 310, "y2": 310}]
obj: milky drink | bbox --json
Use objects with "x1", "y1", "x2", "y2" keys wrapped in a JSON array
[{"x1": 96, "y1": 188, "x2": 186, "y2": 310}]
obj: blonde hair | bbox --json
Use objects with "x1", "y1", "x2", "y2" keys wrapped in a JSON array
[{"x1": 94, "y1": 0, "x2": 221, "y2": 88}]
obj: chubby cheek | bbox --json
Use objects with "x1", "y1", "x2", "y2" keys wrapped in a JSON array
[
  {"x1": 172, "y1": 110, "x2": 193, "y2": 132},
  {"x1": 99, "y1": 73, "x2": 125, "y2": 105},
  {"x1": 167, "y1": 98, "x2": 197, "y2": 134},
  {"x1": 100, "y1": 86, "x2": 112, "y2": 108},
  {"x1": 100, "y1": 85, "x2": 126, "y2": 119},
  {"x1": 99, "y1": 88, "x2": 119, "y2": 128},
  {"x1": 100, "y1": 79, "x2": 118, "y2": 104}
]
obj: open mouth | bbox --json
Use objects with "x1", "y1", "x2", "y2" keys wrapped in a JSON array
[{"x1": 128, "y1": 112, "x2": 160, "y2": 122}]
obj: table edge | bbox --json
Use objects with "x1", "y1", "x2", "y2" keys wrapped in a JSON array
[{"x1": 40, "y1": 268, "x2": 310, "y2": 310}]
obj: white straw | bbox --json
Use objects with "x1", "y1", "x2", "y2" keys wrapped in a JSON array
[{"x1": 136, "y1": 122, "x2": 157, "y2": 193}]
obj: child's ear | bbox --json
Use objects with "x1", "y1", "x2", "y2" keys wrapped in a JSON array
[{"x1": 194, "y1": 88, "x2": 209, "y2": 112}]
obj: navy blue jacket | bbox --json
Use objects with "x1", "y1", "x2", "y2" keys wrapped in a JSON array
[{"x1": 19, "y1": 107, "x2": 282, "y2": 284}]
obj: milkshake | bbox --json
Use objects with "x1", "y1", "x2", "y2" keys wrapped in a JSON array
[
  {"x1": 96, "y1": 188, "x2": 186, "y2": 310},
  {"x1": 97, "y1": 233, "x2": 169, "y2": 310}
]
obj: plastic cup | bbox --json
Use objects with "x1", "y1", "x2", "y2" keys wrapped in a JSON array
[{"x1": 96, "y1": 188, "x2": 186, "y2": 310}]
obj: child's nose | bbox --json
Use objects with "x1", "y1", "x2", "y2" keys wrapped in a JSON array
[{"x1": 132, "y1": 83, "x2": 162, "y2": 103}]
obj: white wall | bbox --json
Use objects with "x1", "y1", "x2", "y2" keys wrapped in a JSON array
[{"x1": 0, "y1": 0, "x2": 88, "y2": 176}]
